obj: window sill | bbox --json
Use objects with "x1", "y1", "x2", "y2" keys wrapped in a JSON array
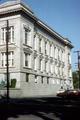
[
  {"x1": 0, "y1": 42, "x2": 15, "y2": 46},
  {"x1": 23, "y1": 44, "x2": 32, "y2": 48},
  {"x1": 23, "y1": 66, "x2": 32, "y2": 70},
  {"x1": 0, "y1": 66, "x2": 15, "y2": 69}
]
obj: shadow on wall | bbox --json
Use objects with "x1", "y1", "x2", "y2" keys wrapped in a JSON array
[{"x1": 0, "y1": 97, "x2": 80, "y2": 120}]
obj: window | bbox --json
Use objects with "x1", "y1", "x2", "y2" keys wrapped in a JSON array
[
  {"x1": 47, "y1": 77, "x2": 49, "y2": 84},
  {"x1": 1, "y1": 51, "x2": 14, "y2": 67},
  {"x1": 55, "y1": 47, "x2": 58, "y2": 59},
  {"x1": 62, "y1": 51, "x2": 64, "y2": 62},
  {"x1": 1, "y1": 28, "x2": 5, "y2": 43},
  {"x1": 24, "y1": 28, "x2": 28, "y2": 45},
  {"x1": 40, "y1": 59, "x2": 43, "y2": 72},
  {"x1": 11, "y1": 26, "x2": 14, "y2": 42},
  {"x1": 35, "y1": 75, "x2": 38, "y2": 83},
  {"x1": 1, "y1": 26, "x2": 14, "y2": 44},
  {"x1": 50, "y1": 63, "x2": 53, "y2": 73},
  {"x1": 34, "y1": 57, "x2": 37, "y2": 70},
  {"x1": 45, "y1": 61, "x2": 47, "y2": 72},
  {"x1": 50, "y1": 44, "x2": 53, "y2": 57},
  {"x1": 34, "y1": 35, "x2": 37, "y2": 50},
  {"x1": 24, "y1": 53, "x2": 30, "y2": 67},
  {"x1": 45, "y1": 42, "x2": 47, "y2": 54},
  {"x1": 24, "y1": 27, "x2": 31, "y2": 46},
  {"x1": 45, "y1": 61, "x2": 49, "y2": 73},
  {"x1": 68, "y1": 53, "x2": 71, "y2": 64},
  {"x1": 39, "y1": 39, "x2": 42, "y2": 52},
  {"x1": 8, "y1": 51, "x2": 14, "y2": 66},
  {"x1": 41, "y1": 76, "x2": 43, "y2": 83},
  {"x1": 26, "y1": 73, "x2": 29, "y2": 82},
  {"x1": 39, "y1": 59, "x2": 42, "y2": 71}
]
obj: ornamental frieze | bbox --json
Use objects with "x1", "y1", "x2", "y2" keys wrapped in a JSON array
[{"x1": 23, "y1": 47, "x2": 32, "y2": 54}]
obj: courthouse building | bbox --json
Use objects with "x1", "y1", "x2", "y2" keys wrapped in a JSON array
[{"x1": 0, "y1": 0, "x2": 73, "y2": 97}]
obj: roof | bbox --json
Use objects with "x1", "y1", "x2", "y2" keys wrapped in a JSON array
[
  {"x1": 0, "y1": 0, "x2": 33, "y2": 14},
  {"x1": 0, "y1": 0, "x2": 73, "y2": 48}
]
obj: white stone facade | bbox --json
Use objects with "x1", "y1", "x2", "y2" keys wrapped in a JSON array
[{"x1": 0, "y1": 0, "x2": 73, "y2": 97}]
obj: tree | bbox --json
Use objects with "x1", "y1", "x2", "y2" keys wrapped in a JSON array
[{"x1": 72, "y1": 71, "x2": 79, "y2": 89}]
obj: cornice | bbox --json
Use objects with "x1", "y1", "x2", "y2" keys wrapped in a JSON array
[{"x1": 0, "y1": 1, "x2": 73, "y2": 48}]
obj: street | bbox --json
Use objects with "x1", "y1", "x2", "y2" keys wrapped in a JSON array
[{"x1": 0, "y1": 97, "x2": 80, "y2": 120}]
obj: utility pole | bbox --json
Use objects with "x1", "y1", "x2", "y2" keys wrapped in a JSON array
[
  {"x1": 6, "y1": 20, "x2": 9, "y2": 103},
  {"x1": 74, "y1": 51, "x2": 80, "y2": 89}
]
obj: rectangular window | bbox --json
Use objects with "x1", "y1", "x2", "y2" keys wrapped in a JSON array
[
  {"x1": 34, "y1": 57, "x2": 37, "y2": 70},
  {"x1": 1, "y1": 51, "x2": 14, "y2": 67},
  {"x1": 41, "y1": 76, "x2": 43, "y2": 84},
  {"x1": 39, "y1": 59, "x2": 41, "y2": 71},
  {"x1": 62, "y1": 51, "x2": 64, "y2": 62},
  {"x1": 1, "y1": 26, "x2": 14, "y2": 44},
  {"x1": 26, "y1": 73, "x2": 29, "y2": 82},
  {"x1": 35, "y1": 75, "x2": 38, "y2": 83},
  {"x1": 39, "y1": 39, "x2": 41, "y2": 52},
  {"x1": 45, "y1": 42, "x2": 47, "y2": 54},
  {"x1": 45, "y1": 61, "x2": 47, "y2": 72},
  {"x1": 47, "y1": 77, "x2": 49, "y2": 84},
  {"x1": 11, "y1": 26, "x2": 14, "y2": 43},
  {"x1": 2, "y1": 28, "x2": 5, "y2": 43},
  {"x1": 25, "y1": 54, "x2": 28, "y2": 66},
  {"x1": 24, "y1": 27, "x2": 31, "y2": 46},
  {"x1": 24, "y1": 53, "x2": 31, "y2": 68},
  {"x1": 25, "y1": 28, "x2": 28, "y2": 45}
]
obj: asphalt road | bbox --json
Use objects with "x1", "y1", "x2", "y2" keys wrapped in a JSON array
[{"x1": 0, "y1": 97, "x2": 80, "y2": 120}]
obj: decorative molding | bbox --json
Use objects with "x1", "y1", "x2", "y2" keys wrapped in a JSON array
[
  {"x1": 23, "y1": 24, "x2": 31, "y2": 32},
  {"x1": 39, "y1": 54, "x2": 43, "y2": 60},
  {"x1": 23, "y1": 47, "x2": 32, "y2": 54}
]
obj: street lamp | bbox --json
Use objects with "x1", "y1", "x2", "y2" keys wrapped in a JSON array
[{"x1": 6, "y1": 20, "x2": 9, "y2": 103}]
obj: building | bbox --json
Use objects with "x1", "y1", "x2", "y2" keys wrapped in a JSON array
[{"x1": 0, "y1": 0, "x2": 73, "y2": 98}]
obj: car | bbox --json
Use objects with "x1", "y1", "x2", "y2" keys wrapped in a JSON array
[
  {"x1": 57, "y1": 89, "x2": 80, "y2": 98},
  {"x1": 56, "y1": 89, "x2": 66, "y2": 97}
]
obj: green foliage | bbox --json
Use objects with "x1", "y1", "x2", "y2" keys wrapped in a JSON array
[
  {"x1": 0, "y1": 80, "x2": 6, "y2": 88},
  {"x1": 10, "y1": 79, "x2": 16, "y2": 88},
  {"x1": 72, "y1": 71, "x2": 79, "y2": 89}
]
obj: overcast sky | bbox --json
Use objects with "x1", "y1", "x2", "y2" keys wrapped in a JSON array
[{"x1": 0, "y1": 0, "x2": 80, "y2": 71}]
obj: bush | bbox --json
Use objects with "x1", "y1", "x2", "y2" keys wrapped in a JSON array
[{"x1": 10, "y1": 79, "x2": 16, "y2": 88}]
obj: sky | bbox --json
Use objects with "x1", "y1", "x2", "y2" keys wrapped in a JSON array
[{"x1": 0, "y1": 0, "x2": 80, "y2": 71}]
